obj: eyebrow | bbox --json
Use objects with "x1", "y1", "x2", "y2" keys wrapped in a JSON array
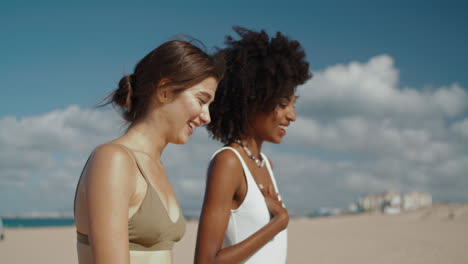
[
  {"x1": 198, "y1": 91, "x2": 213, "y2": 101},
  {"x1": 282, "y1": 95, "x2": 299, "y2": 103}
]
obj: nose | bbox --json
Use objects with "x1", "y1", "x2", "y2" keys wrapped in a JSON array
[
  {"x1": 200, "y1": 108, "x2": 211, "y2": 125},
  {"x1": 286, "y1": 106, "x2": 296, "y2": 122}
]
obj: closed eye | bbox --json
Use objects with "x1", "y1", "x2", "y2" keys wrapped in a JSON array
[
  {"x1": 198, "y1": 98, "x2": 207, "y2": 105},
  {"x1": 197, "y1": 91, "x2": 212, "y2": 105},
  {"x1": 278, "y1": 99, "x2": 289, "y2": 108}
]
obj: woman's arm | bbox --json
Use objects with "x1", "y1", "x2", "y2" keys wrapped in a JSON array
[
  {"x1": 85, "y1": 144, "x2": 137, "y2": 264},
  {"x1": 194, "y1": 150, "x2": 288, "y2": 264}
]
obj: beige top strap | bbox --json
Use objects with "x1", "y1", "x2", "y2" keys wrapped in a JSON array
[{"x1": 105, "y1": 143, "x2": 149, "y2": 180}]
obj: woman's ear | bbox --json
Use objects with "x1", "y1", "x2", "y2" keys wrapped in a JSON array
[{"x1": 155, "y1": 78, "x2": 173, "y2": 103}]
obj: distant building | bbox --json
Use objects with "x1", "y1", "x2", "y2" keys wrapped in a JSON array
[
  {"x1": 359, "y1": 191, "x2": 401, "y2": 212},
  {"x1": 402, "y1": 192, "x2": 432, "y2": 210},
  {"x1": 358, "y1": 191, "x2": 432, "y2": 214}
]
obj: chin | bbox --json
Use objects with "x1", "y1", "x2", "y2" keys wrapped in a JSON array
[
  {"x1": 170, "y1": 134, "x2": 190, "y2": 145},
  {"x1": 176, "y1": 138, "x2": 189, "y2": 145},
  {"x1": 267, "y1": 137, "x2": 283, "y2": 144}
]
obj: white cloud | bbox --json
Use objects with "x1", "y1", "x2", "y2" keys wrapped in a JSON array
[
  {"x1": 451, "y1": 118, "x2": 468, "y2": 138},
  {"x1": 0, "y1": 105, "x2": 122, "y2": 153},
  {"x1": 297, "y1": 55, "x2": 468, "y2": 121},
  {"x1": 345, "y1": 172, "x2": 399, "y2": 192},
  {"x1": 0, "y1": 106, "x2": 122, "y2": 213}
]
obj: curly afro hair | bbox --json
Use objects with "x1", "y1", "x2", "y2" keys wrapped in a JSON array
[{"x1": 206, "y1": 26, "x2": 312, "y2": 144}]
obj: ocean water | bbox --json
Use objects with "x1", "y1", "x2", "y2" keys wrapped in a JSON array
[
  {"x1": 2, "y1": 218, "x2": 75, "y2": 228},
  {"x1": 1, "y1": 213, "x2": 199, "y2": 228}
]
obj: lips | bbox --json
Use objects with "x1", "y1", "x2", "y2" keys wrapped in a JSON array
[
  {"x1": 187, "y1": 121, "x2": 200, "y2": 135},
  {"x1": 279, "y1": 124, "x2": 288, "y2": 136},
  {"x1": 187, "y1": 122, "x2": 194, "y2": 135}
]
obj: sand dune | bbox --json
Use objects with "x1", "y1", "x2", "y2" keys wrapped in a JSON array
[{"x1": 1, "y1": 203, "x2": 467, "y2": 263}]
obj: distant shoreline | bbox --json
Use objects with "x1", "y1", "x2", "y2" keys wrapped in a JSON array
[
  {"x1": 2, "y1": 217, "x2": 75, "y2": 228},
  {"x1": 2, "y1": 202, "x2": 466, "y2": 228}
]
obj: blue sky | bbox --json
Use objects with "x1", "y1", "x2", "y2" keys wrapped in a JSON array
[
  {"x1": 2, "y1": 0, "x2": 467, "y2": 116},
  {"x1": 1, "y1": 1, "x2": 467, "y2": 215}
]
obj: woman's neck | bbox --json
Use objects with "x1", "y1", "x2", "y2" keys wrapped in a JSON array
[
  {"x1": 239, "y1": 137, "x2": 263, "y2": 158},
  {"x1": 123, "y1": 119, "x2": 168, "y2": 160}
]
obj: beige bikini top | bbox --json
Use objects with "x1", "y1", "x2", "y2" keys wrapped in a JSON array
[{"x1": 76, "y1": 143, "x2": 186, "y2": 251}]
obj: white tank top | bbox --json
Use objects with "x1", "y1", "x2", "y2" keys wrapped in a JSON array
[{"x1": 212, "y1": 147, "x2": 288, "y2": 264}]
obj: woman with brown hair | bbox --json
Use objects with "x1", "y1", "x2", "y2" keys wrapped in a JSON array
[
  {"x1": 73, "y1": 40, "x2": 224, "y2": 264},
  {"x1": 195, "y1": 27, "x2": 311, "y2": 264}
]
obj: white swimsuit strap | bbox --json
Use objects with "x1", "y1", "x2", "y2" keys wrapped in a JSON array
[{"x1": 260, "y1": 153, "x2": 279, "y2": 193}]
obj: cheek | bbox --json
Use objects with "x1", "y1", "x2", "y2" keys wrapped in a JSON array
[
  {"x1": 178, "y1": 98, "x2": 201, "y2": 118},
  {"x1": 261, "y1": 116, "x2": 277, "y2": 133},
  {"x1": 268, "y1": 112, "x2": 280, "y2": 126},
  {"x1": 274, "y1": 112, "x2": 281, "y2": 122},
  {"x1": 188, "y1": 103, "x2": 202, "y2": 118}
]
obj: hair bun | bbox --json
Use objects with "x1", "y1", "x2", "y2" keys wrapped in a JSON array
[
  {"x1": 125, "y1": 74, "x2": 135, "y2": 112},
  {"x1": 114, "y1": 74, "x2": 134, "y2": 110}
]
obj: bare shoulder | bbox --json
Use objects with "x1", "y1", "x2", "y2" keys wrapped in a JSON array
[
  {"x1": 207, "y1": 148, "x2": 244, "y2": 186},
  {"x1": 209, "y1": 148, "x2": 244, "y2": 177},
  {"x1": 85, "y1": 143, "x2": 137, "y2": 189},
  {"x1": 211, "y1": 148, "x2": 242, "y2": 169},
  {"x1": 93, "y1": 143, "x2": 134, "y2": 163}
]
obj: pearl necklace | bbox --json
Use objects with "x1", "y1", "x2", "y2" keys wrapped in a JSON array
[{"x1": 234, "y1": 140, "x2": 265, "y2": 168}]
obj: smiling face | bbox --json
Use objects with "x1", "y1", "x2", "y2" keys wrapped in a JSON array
[
  {"x1": 162, "y1": 77, "x2": 218, "y2": 144},
  {"x1": 250, "y1": 95, "x2": 297, "y2": 144}
]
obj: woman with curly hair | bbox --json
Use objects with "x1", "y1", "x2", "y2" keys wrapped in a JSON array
[
  {"x1": 194, "y1": 27, "x2": 311, "y2": 264},
  {"x1": 73, "y1": 40, "x2": 224, "y2": 264}
]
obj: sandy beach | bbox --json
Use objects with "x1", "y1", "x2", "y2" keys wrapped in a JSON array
[{"x1": 1, "y1": 203, "x2": 467, "y2": 264}]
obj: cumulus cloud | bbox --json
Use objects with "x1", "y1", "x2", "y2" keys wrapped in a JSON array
[
  {"x1": 0, "y1": 105, "x2": 122, "y2": 153},
  {"x1": 298, "y1": 55, "x2": 468, "y2": 121},
  {"x1": 0, "y1": 106, "x2": 122, "y2": 213},
  {"x1": 451, "y1": 118, "x2": 468, "y2": 139},
  {"x1": 1, "y1": 55, "x2": 467, "y2": 215}
]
